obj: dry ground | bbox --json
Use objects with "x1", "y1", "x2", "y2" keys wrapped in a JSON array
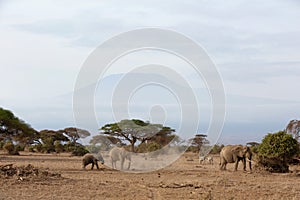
[{"x1": 0, "y1": 151, "x2": 299, "y2": 200}]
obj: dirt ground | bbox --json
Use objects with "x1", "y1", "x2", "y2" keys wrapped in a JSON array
[{"x1": 0, "y1": 151, "x2": 299, "y2": 200}]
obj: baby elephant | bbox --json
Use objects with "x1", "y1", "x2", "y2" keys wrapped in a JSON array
[{"x1": 82, "y1": 153, "x2": 104, "y2": 170}]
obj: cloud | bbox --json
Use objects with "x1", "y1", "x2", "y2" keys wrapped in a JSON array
[{"x1": 1, "y1": 0, "x2": 300, "y2": 144}]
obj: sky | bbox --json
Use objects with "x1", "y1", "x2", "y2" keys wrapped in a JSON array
[{"x1": 1, "y1": 0, "x2": 300, "y2": 145}]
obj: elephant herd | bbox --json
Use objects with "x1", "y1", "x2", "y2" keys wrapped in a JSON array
[
  {"x1": 82, "y1": 144, "x2": 252, "y2": 172},
  {"x1": 82, "y1": 146, "x2": 131, "y2": 170}
]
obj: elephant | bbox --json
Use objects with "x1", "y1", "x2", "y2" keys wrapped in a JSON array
[
  {"x1": 109, "y1": 147, "x2": 131, "y2": 170},
  {"x1": 219, "y1": 145, "x2": 252, "y2": 171},
  {"x1": 82, "y1": 153, "x2": 104, "y2": 170}
]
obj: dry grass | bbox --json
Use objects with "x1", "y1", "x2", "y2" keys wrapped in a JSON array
[{"x1": 0, "y1": 151, "x2": 299, "y2": 200}]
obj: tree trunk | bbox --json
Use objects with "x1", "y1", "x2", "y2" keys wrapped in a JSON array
[
  {"x1": 130, "y1": 137, "x2": 137, "y2": 152},
  {"x1": 130, "y1": 142, "x2": 135, "y2": 152}
]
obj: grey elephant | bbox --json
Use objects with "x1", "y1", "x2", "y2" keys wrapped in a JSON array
[
  {"x1": 109, "y1": 147, "x2": 131, "y2": 170},
  {"x1": 82, "y1": 153, "x2": 104, "y2": 170},
  {"x1": 219, "y1": 145, "x2": 252, "y2": 171}
]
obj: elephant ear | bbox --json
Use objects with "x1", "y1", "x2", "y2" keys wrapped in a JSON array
[
  {"x1": 243, "y1": 146, "x2": 250, "y2": 153},
  {"x1": 231, "y1": 146, "x2": 242, "y2": 153}
]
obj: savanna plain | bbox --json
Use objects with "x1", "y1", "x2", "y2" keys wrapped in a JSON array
[{"x1": 1, "y1": 151, "x2": 299, "y2": 200}]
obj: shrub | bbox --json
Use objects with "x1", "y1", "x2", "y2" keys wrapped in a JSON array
[
  {"x1": 54, "y1": 140, "x2": 64, "y2": 153},
  {"x1": 147, "y1": 142, "x2": 161, "y2": 152},
  {"x1": 136, "y1": 142, "x2": 162, "y2": 153},
  {"x1": 3, "y1": 141, "x2": 19, "y2": 155},
  {"x1": 15, "y1": 144, "x2": 25, "y2": 152},
  {"x1": 70, "y1": 144, "x2": 89, "y2": 156},
  {"x1": 257, "y1": 131, "x2": 299, "y2": 172},
  {"x1": 186, "y1": 146, "x2": 198, "y2": 152},
  {"x1": 42, "y1": 143, "x2": 55, "y2": 153},
  {"x1": 0, "y1": 141, "x2": 5, "y2": 149},
  {"x1": 136, "y1": 143, "x2": 147, "y2": 153},
  {"x1": 34, "y1": 144, "x2": 43, "y2": 152},
  {"x1": 210, "y1": 144, "x2": 224, "y2": 154},
  {"x1": 28, "y1": 146, "x2": 35, "y2": 152}
]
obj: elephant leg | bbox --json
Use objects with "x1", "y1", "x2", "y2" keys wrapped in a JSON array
[
  {"x1": 220, "y1": 162, "x2": 226, "y2": 170},
  {"x1": 234, "y1": 160, "x2": 239, "y2": 171},
  {"x1": 220, "y1": 157, "x2": 226, "y2": 170},
  {"x1": 249, "y1": 160, "x2": 252, "y2": 171},
  {"x1": 243, "y1": 158, "x2": 246, "y2": 171},
  {"x1": 91, "y1": 163, "x2": 94, "y2": 170},
  {"x1": 127, "y1": 159, "x2": 131, "y2": 170},
  {"x1": 111, "y1": 160, "x2": 114, "y2": 169},
  {"x1": 121, "y1": 158, "x2": 125, "y2": 170},
  {"x1": 95, "y1": 161, "x2": 99, "y2": 170}
]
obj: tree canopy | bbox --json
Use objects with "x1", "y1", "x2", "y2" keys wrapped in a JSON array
[
  {"x1": 189, "y1": 134, "x2": 209, "y2": 153},
  {"x1": 0, "y1": 107, "x2": 38, "y2": 145},
  {"x1": 285, "y1": 119, "x2": 300, "y2": 141},
  {"x1": 257, "y1": 131, "x2": 299, "y2": 172},
  {"x1": 99, "y1": 119, "x2": 175, "y2": 152},
  {"x1": 58, "y1": 127, "x2": 90, "y2": 144},
  {"x1": 258, "y1": 131, "x2": 299, "y2": 160}
]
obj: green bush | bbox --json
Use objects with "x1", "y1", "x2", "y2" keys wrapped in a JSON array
[
  {"x1": 34, "y1": 144, "x2": 43, "y2": 152},
  {"x1": 136, "y1": 142, "x2": 162, "y2": 153},
  {"x1": 3, "y1": 141, "x2": 19, "y2": 155},
  {"x1": 209, "y1": 144, "x2": 224, "y2": 154},
  {"x1": 0, "y1": 141, "x2": 5, "y2": 149},
  {"x1": 28, "y1": 146, "x2": 35, "y2": 152},
  {"x1": 15, "y1": 144, "x2": 25, "y2": 152},
  {"x1": 70, "y1": 144, "x2": 89, "y2": 156},
  {"x1": 54, "y1": 140, "x2": 64, "y2": 153},
  {"x1": 186, "y1": 146, "x2": 198, "y2": 152},
  {"x1": 42, "y1": 143, "x2": 55, "y2": 153},
  {"x1": 257, "y1": 131, "x2": 300, "y2": 172},
  {"x1": 147, "y1": 142, "x2": 161, "y2": 152},
  {"x1": 250, "y1": 145, "x2": 259, "y2": 154},
  {"x1": 136, "y1": 143, "x2": 147, "y2": 153}
]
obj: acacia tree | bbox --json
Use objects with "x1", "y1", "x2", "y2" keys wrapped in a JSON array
[
  {"x1": 39, "y1": 130, "x2": 69, "y2": 153},
  {"x1": 58, "y1": 127, "x2": 90, "y2": 144},
  {"x1": 0, "y1": 107, "x2": 38, "y2": 145},
  {"x1": 99, "y1": 119, "x2": 173, "y2": 152},
  {"x1": 90, "y1": 135, "x2": 122, "y2": 150},
  {"x1": 148, "y1": 126, "x2": 176, "y2": 146},
  {"x1": 286, "y1": 119, "x2": 300, "y2": 142},
  {"x1": 189, "y1": 134, "x2": 209, "y2": 153}
]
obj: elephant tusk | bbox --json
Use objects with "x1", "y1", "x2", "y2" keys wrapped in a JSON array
[{"x1": 246, "y1": 158, "x2": 256, "y2": 164}]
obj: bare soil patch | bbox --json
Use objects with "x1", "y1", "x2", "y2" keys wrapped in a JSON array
[{"x1": 0, "y1": 152, "x2": 299, "y2": 200}]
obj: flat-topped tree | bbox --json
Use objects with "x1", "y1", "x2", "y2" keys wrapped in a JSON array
[
  {"x1": 100, "y1": 119, "x2": 169, "y2": 152},
  {"x1": 147, "y1": 126, "x2": 176, "y2": 146},
  {"x1": 286, "y1": 119, "x2": 300, "y2": 142},
  {"x1": 0, "y1": 107, "x2": 38, "y2": 145},
  {"x1": 189, "y1": 134, "x2": 209, "y2": 153},
  {"x1": 90, "y1": 135, "x2": 123, "y2": 151},
  {"x1": 58, "y1": 127, "x2": 90, "y2": 144},
  {"x1": 39, "y1": 130, "x2": 69, "y2": 153}
]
